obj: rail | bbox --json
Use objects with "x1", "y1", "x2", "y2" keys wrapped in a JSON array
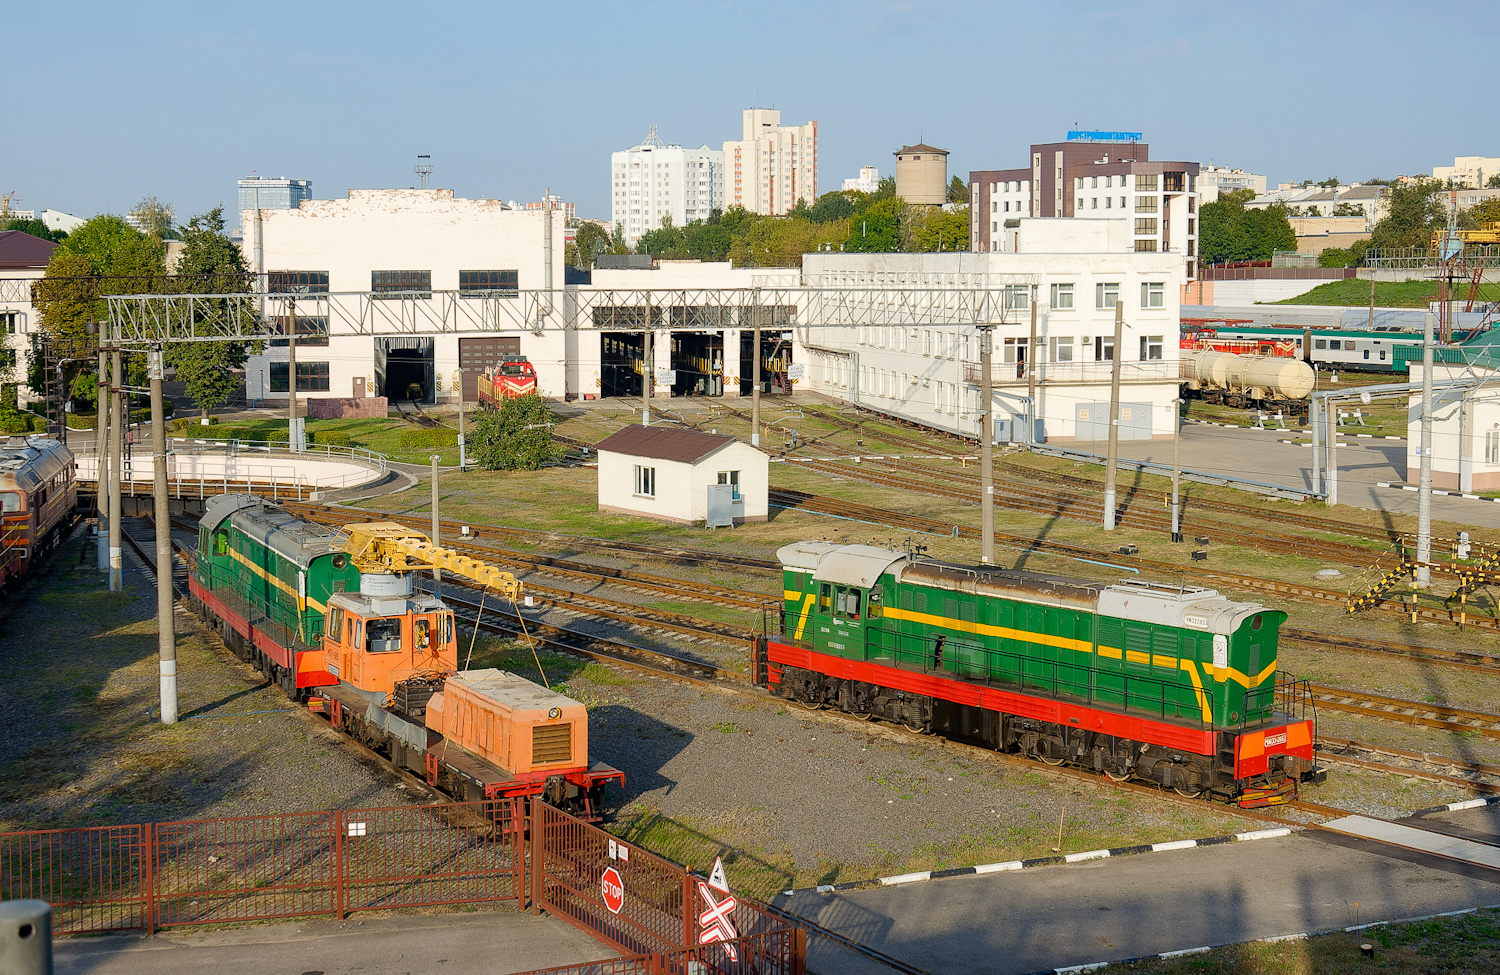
[{"x1": 1025, "y1": 442, "x2": 1319, "y2": 502}]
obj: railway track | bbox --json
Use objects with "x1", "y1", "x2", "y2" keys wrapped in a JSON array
[
  {"x1": 1310, "y1": 685, "x2": 1500, "y2": 740},
  {"x1": 1283, "y1": 628, "x2": 1500, "y2": 676},
  {"x1": 1317, "y1": 736, "x2": 1500, "y2": 795},
  {"x1": 787, "y1": 456, "x2": 1395, "y2": 568},
  {"x1": 770, "y1": 488, "x2": 1500, "y2": 631}
]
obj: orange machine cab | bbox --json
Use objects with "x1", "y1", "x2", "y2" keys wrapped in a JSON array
[
  {"x1": 427, "y1": 669, "x2": 590, "y2": 779},
  {"x1": 320, "y1": 572, "x2": 457, "y2": 700}
]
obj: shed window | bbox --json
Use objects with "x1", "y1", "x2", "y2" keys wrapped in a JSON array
[
  {"x1": 717, "y1": 470, "x2": 740, "y2": 500},
  {"x1": 633, "y1": 465, "x2": 656, "y2": 497}
]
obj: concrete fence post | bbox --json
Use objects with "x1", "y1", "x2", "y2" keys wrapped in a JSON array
[{"x1": 0, "y1": 900, "x2": 52, "y2": 975}]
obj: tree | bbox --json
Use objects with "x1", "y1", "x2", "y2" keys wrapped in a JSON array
[
  {"x1": 844, "y1": 197, "x2": 902, "y2": 252},
  {"x1": 1318, "y1": 240, "x2": 1369, "y2": 268},
  {"x1": 166, "y1": 208, "x2": 253, "y2": 420},
  {"x1": 0, "y1": 217, "x2": 66, "y2": 243},
  {"x1": 1331, "y1": 202, "x2": 1364, "y2": 217},
  {"x1": 1368, "y1": 178, "x2": 1445, "y2": 251},
  {"x1": 469, "y1": 393, "x2": 562, "y2": 470},
  {"x1": 947, "y1": 176, "x2": 967, "y2": 205},
  {"x1": 130, "y1": 196, "x2": 177, "y2": 239},
  {"x1": 808, "y1": 191, "x2": 855, "y2": 223},
  {"x1": 1468, "y1": 198, "x2": 1500, "y2": 227},
  {"x1": 1488, "y1": 174, "x2": 1500, "y2": 189},
  {"x1": 682, "y1": 221, "x2": 732, "y2": 261},
  {"x1": 568, "y1": 221, "x2": 613, "y2": 270},
  {"x1": 908, "y1": 206, "x2": 970, "y2": 252},
  {"x1": 1197, "y1": 189, "x2": 1294, "y2": 264},
  {"x1": 1316, "y1": 177, "x2": 1341, "y2": 188}
]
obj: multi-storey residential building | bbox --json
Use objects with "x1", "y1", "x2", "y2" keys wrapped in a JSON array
[
  {"x1": 611, "y1": 127, "x2": 724, "y2": 245},
  {"x1": 802, "y1": 219, "x2": 1183, "y2": 442},
  {"x1": 1196, "y1": 165, "x2": 1267, "y2": 203},
  {"x1": 1432, "y1": 156, "x2": 1500, "y2": 189},
  {"x1": 842, "y1": 165, "x2": 880, "y2": 194},
  {"x1": 723, "y1": 109, "x2": 818, "y2": 216},
  {"x1": 0, "y1": 230, "x2": 59, "y2": 409},
  {"x1": 969, "y1": 135, "x2": 1199, "y2": 277},
  {"x1": 524, "y1": 196, "x2": 575, "y2": 223},
  {"x1": 1245, "y1": 184, "x2": 1389, "y2": 229}
]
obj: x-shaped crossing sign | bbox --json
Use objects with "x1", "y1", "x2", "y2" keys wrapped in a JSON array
[{"x1": 697, "y1": 856, "x2": 739, "y2": 960}]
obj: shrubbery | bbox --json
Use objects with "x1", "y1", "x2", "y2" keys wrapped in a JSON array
[
  {"x1": 0, "y1": 412, "x2": 46, "y2": 435},
  {"x1": 469, "y1": 394, "x2": 561, "y2": 471},
  {"x1": 399, "y1": 429, "x2": 459, "y2": 449}
]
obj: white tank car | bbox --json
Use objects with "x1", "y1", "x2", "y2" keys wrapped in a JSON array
[{"x1": 1180, "y1": 350, "x2": 1315, "y2": 402}]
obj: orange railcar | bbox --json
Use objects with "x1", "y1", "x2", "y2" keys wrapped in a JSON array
[{"x1": 476, "y1": 358, "x2": 537, "y2": 407}]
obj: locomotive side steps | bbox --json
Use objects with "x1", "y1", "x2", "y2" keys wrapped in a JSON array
[{"x1": 1320, "y1": 814, "x2": 1500, "y2": 872}]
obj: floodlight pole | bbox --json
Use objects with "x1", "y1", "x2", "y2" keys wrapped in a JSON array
[
  {"x1": 1171, "y1": 397, "x2": 1182, "y2": 542},
  {"x1": 430, "y1": 454, "x2": 442, "y2": 598},
  {"x1": 979, "y1": 324, "x2": 995, "y2": 564},
  {"x1": 96, "y1": 345, "x2": 111, "y2": 572},
  {"x1": 1415, "y1": 311, "x2": 1435, "y2": 587},
  {"x1": 149, "y1": 348, "x2": 178, "y2": 724},
  {"x1": 1026, "y1": 286, "x2": 1038, "y2": 443},
  {"x1": 108, "y1": 346, "x2": 124, "y2": 592},
  {"x1": 1102, "y1": 300, "x2": 1124, "y2": 530},
  {"x1": 751, "y1": 294, "x2": 762, "y2": 448}
]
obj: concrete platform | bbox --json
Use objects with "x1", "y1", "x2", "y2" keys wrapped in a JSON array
[
  {"x1": 53, "y1": 909, "x2": 621, "y2": 975},
  {"x1": 1324, "y1": 815, "x2": 1500, "y2": 871}
]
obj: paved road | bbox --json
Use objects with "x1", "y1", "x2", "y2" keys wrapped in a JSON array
[
  {"x1": 53, "y1": 909, "x2": 618, "y2": 975},
  {"x1": 777, "y1": 828, "x2": 1500, "y2": 974},
  {"x1": 1076, "y1": 422, "x2": 1500, "y2": 530}
]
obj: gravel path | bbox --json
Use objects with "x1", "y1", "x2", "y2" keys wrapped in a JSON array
[{"x1": 0, "y1": 531, "x2": 416, "y2": 831}]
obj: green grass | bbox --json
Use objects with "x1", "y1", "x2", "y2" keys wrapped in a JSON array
[
  {"x1": 1275, "y1": 279, "x2": 1500, "y2": 308},
  {"x1": 1116, "y1": 907, "x2": 1500, "y2": 974},
  {"x1": 170, "y1": 415, "x2": 464, "y2": 466}
]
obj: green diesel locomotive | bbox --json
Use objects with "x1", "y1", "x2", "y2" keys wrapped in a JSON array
[{"x1": 756, "y1": 542, "x2": 1321, "y2": 804}]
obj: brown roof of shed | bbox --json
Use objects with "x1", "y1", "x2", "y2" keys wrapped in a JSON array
[
  {"x1": 594, "y1": 425, "x2": 738, "y2": 464},
  {"x1": 0, "y1": 231, "x2": 58, "y2": 269}
]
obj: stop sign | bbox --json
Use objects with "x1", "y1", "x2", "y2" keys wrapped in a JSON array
[{"x1": 600, "y1": 866, "x2": 624, "y2": 915}]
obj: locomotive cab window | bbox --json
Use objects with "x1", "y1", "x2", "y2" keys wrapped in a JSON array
[
  {"x1": 327, "y1": 606, "x2": 345, "y2": 643},
  {"x1": 835, "y1": 588, "x2": 862, "y2": 620},
  {"x1": 414, "y1": 618, "x2": 431, "y2": 651},
  {"x1": 818, "y1": 583, "x2": 832, "y2": 614},
  {"x1": 442, "y1": 613, "x2": 454, "y2": 646},
  {"x1": 366, "y1": 618, "x2": 402, "y2": 653},
  {"x1": 867, "y1": 591, "x2": 883, "y2": 619},
  {"x1": 0, "y1": 492, "x2": 19, "y2": 512}
]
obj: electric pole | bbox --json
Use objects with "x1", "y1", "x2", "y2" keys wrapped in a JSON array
[
  {"x1": 1415, "y1": 311, "x2": 1435, "y2": 586},
  {"x1": 1102, "y1": 299, "x2": 1124, "y2": 530},
  {"x1": 979, "y1": 324, "x2": 995, "y2": 564},
  {"x1": 149, "y1": 348, "x2": 178, "y2": 723}
]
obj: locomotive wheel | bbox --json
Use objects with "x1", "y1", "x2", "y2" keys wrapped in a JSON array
[
  {"x1": 903, "y1": 716, "x2": 927, "y2": 734},
  {"x1": 1173, "y1": 785, "x2": 1204, "y2": 798},
  {"x1": 1104, "y1": 768, "x2": 1131, "y2": 782},
  {"x1": 795, "y1": 697, "x2": 826, "y2": 711},
  {"x1": 1038, "y1": 752, "x2": 1066, "y2": 767}
]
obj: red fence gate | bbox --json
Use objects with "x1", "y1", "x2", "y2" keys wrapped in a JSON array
[
  {"x1": 0, "y1": 800, "x2": 524, "y2": 933},
  {"x1": 530, "y1": 800, "x2": 804, "y2": 974}
]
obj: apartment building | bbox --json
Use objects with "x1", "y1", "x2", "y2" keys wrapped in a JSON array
[
  {"x1": 723, "y1": 109, "x2": 818, "y2": 216},
  {"x1": 801, "y1": 219, "x2": 1183, "y2": 443},
  {"x1": 0, "y1": 230, "x2": 58, "y2": 409},
  {"x1": 1432, "y1": 156, "x2": 1500, "y2": 189},
  {"x1": 968, "y1": 135, "x2": 1199, "y2": 278},
  {"x1": 611, "y1": 127, "x2": 724, "y2": 245},
  {"x1": 1197, "y1": 165, "x2": 1267, "y2": 203}
]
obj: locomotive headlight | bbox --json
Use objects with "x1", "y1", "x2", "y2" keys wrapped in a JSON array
[
  {"x1": 548, "y1": 707, "x2": 561, "y2": 720},
  {"x1": 332, "y1": 554, "x2": 348, "y2": 569}
]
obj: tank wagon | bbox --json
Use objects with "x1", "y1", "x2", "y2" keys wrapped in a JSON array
[
  {"x1": 755, "y1": 542, "x2": 1322, "y2": 805},
  {"x1": 1180, "y1": 349, "x2": 1315, "y2": 415},
  {"x1": 0, "y1": 436, "x2": 77, "y2": 588},
  {"x1": 189, "y1": 495, "x2": 622, "y2": 817},
  {"x1": 1183, "y1": 324, "x2": 1424, "y2": 374}
]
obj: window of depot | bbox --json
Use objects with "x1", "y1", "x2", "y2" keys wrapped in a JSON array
[
  {"x1": 1049, "y1": 336, "x2": 1074, "y2": 362},
  {"x1": 268, "y1": 270, "x2": 329, "y2": 294},
  {"x1": 269, "y1": 361, "x2": 331, "y2": 392},
  {"x1": 1140, "y1": 335, "x2": 1164, "y2": 360},
  {"x1": 1096, "y1": 282, "x2": 1119, "y2": 309},
  {"x1": 1134, "y1": 240, "x2": 1158, "y2": 252},
  {"x1": 371, "y1": 270, "x2": 432, "y2": 299},
  {"x1": 269, "y1": 315, "x2": 330, "y2": 347},
  {"x1": 1487, "y1": 431, "x2": 1500, "y2": 465},
  {"x1": 459, "y1": 269, "x2": 519, "y2": 297},
  {"x1": 1141, "y1": 282, "x2": 1165, "y2": 308},
  {"x1": 717, "y1": 470, "x2": 741, "y2": 501},
  {"x1": 1003, "y1": 285, "x2": 1030, "y2": 311}
]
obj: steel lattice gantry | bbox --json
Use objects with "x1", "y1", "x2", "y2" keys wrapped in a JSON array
[{"x1": 101, "y1": 284, "x2": 1036, "y2": 345}]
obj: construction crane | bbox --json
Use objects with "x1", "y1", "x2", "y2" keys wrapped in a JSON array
[{"x1": 338, "y1": 522, "x2": 522, "y2": 599}]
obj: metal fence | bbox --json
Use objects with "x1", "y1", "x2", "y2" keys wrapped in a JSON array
[
  {"x1": 2, "y1": 798, "x2": 805, "y2": 971},
  {"x1": 0, "y1": 800, "x2": 524, "y2": 934}
]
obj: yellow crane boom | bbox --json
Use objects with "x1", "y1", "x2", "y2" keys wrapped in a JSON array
[{"x1": 338, "y1": 522, "x2": 522, "y2": 600}]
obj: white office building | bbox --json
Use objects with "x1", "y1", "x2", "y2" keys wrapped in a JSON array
[
  {"x1": 800, "y1": 220, "x2": 1184, "y2": 443},
  {"x1": 611, "y1": 127, "x2": 724, "y2": 245},
  {"x1": 240, "y1": 188, "x2": 565, "y2": 406}
]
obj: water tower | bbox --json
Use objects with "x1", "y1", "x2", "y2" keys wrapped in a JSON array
[{"x1": 894, "y1": 143, "x2": 949, "y2": 205}]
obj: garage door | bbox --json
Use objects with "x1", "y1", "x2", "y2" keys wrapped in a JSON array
[
  {"x1": 459, "y1": 337, "x2": 521, "y2": 402},
  {"x1": 1076, "y1": 402, "x2": 1152, "y2": 442}
]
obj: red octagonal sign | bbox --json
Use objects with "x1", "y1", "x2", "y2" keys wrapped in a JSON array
[{"x1": 600, "y1": 866, "x2": 625, "y2": 915}]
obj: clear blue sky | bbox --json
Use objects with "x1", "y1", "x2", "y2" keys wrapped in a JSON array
[{"x1": 9, "y1": 0, "x2": 1497, "y2": 227}]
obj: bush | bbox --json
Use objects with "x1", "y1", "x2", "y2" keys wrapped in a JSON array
[
  {"x1": 66, "y1": 412, "x2": 96, "y2": 430},
  {"x1": 311, "y1": 430, "x2": 353, "y2": 447},
  {"x1": 399, "y1": 429, "x2": 459, "y2": 449},
  {"x1": 0, "y1": 411, "x2": 45, "y2": 434}
]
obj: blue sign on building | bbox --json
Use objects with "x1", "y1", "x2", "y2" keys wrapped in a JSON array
[{"x1": 1066, "y1": 131, "x2": 1143, "y2": 143}]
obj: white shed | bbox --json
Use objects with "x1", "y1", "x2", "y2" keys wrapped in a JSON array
[{"x1": 595, "y1": 426, "x2": 769, "y2": 526}]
